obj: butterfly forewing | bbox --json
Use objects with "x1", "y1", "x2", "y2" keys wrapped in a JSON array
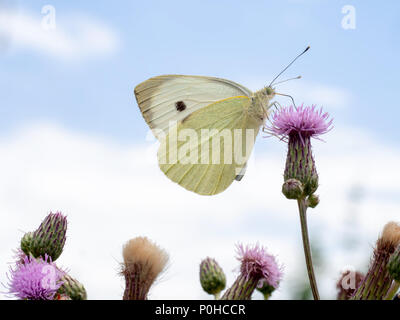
[{"x1": 134, "y1": 75, "x2": 252, "y2": 139}]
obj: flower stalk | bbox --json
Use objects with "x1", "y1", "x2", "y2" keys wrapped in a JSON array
[{"x1": 297, "y1": 198, "x2": 320, "y2": 300}]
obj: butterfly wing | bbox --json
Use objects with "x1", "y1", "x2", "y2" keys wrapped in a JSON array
[
  {"x1": 134, "y1": 75, "x2": 252, "y2": 139},
  {"x1": 157, "y1": 96, "x2": 262, "y2": 195}
]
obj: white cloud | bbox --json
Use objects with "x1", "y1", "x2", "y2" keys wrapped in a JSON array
[
  {"x1": 0, "y1": 8, "x2": 119, "y2": 60},
  {"x1": 0, "y1": 123, "x2": 399, "y2": 299}
]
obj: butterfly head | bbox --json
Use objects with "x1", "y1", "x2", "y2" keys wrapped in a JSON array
[{"x1": 265, "y1": 86, "x2": 276, "y2": 99}]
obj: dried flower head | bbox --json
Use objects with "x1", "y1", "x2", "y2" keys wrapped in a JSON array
[
  {"x1": 7, "y1": 255, "x2": 64, "y2": 300},
  {"x1": 121, "y1": 237, "x2": 169, "y2": 300},
  {"x1": 237, "y1": 243, "x2": 282, "y2": 288},
  {"x1": 378, "y1": 222, "x2": 400, "y2": 252}
]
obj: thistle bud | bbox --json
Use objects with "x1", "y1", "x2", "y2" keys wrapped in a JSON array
[
  {"x1": 282, "y1": 179, "x2": 304, "y2": 200},
  {"x1": 199, "y1": 257, "x2": 226, "y2": 298},
  {"x1": 256, "y1": 280, "x2": 276, "y2": 300},
  {"x1": 21, "y1": 212, "x2": 67, "y2": 261},
  {"x1": 306, "y1": 194, "x2": 320, "y2": 208},
  {"x1": 20, "y1": 232, "x2": 33, "y2": 256},
  {"x1": 57, "y1": 273, "x2": 87, "y2": 300}
]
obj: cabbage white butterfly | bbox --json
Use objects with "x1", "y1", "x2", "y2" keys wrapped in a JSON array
[{"x1": 134, "y1": 47, "x2": 309, "y2": 195}]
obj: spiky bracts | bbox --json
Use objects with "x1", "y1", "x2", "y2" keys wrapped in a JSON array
[
  {"x1": 352, "y1": 222, "x2": 400, "y2": 300},
  {"x1": 199, "y1": 257, "x2": 226, "y2": 299},
  {"x1": 21, "y1": 212, "x2": 67, "y2": 261},
  {"x1": 284, "y1": 137, "x2": 318, "y2": 197},
  {"x1": 57, "y1": 273, "x2": 87, "y2": 300},
  {"x1": 121, "y1": 237, "x2": 169, "y2": 300}
]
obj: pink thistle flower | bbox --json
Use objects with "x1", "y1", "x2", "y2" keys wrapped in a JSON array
[
  {"x1": 6, "y1": 254, "x2": 64, "y2": 300},
  {"x1": 236, "y1": 243, "x2": 282, "y2": 289},
  {"x1": 267, "y1": 105, "x2": 333, "y2": 199},
  {"x1": 268, "y1": 104, "x2": 333, "y2": 143}
]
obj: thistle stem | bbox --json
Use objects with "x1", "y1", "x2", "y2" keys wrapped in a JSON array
[{"x1": 297, "y1": 199, "x2": 320, "y2": 300}]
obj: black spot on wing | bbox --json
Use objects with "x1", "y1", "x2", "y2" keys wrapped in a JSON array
[{"x1": 175, "y1": 101, "x2": 187, "y2": 112}]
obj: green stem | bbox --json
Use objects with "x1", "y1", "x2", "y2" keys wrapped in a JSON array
[{"x1": 297, "y1": 199, "x2": 320, "y2": 300}]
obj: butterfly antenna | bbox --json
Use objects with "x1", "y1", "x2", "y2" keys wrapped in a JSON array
[
  {"x1": 273, "y1": 75, "x2": 302, "y2": 86},
  {"x1": 275, "y1": 92, "x2": 297, "y2": 108},
  {"x1": 269, "y1": 46, "x2": 310, "y2": 87}
]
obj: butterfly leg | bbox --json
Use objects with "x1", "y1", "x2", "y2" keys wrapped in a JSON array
[{"x1": 262, "y1": 101, "x2": 282, "y2": 133}]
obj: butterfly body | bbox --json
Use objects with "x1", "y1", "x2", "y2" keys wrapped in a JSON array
[{"x1": 135, "y1": 75, "x2": 275, "y2": 195}]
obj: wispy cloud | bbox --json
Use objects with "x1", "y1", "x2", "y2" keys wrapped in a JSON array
[
  {"x1": 0, "y1": 8, "x2": 119, "y2": 61},
  {"x1": 0, "y1": 123, "x2": 398, "y2": 299}
]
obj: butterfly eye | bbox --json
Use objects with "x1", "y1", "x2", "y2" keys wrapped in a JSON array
[{"x1": 266, "y1": 87, "x2": 274, "y2": 96}]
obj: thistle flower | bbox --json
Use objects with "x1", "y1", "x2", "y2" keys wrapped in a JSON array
[
  {"x1": 352, "y1": 222, "x2": 400, "y2": 300},
  {"x1": 21, "y1": 211, "x2": 67, "y2": 261},
  {"x1": 336, "y1": 270, "x2": 364, "y2": 300},
  {"x1": 221, "y1": 244, "x2": 282, "y2": 300},
  {"x1": 121, "y1": 237, "x2": 169, "y2": 300},
  {"x1": 199, "y1": 257, "x2": 226, "y2": 299},
  {"x1": 267, "y1": 105, "x2": 332, "y2": 199},
  {"x1": 7, "y1": 255, "x2": 64, "y2": 300}
]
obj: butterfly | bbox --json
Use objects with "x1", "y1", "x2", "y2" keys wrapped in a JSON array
[{"x1": 134, "y1": 48, "x2": 309, "y2": 196}]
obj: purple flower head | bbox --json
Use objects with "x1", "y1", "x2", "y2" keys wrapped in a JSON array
[
  {"x1": 6, "y1": 254, "x2": 64, "y2": 300},
  {"x1": 268, "y1": 105, "x2": 333, "y2": 143},
  {"x1": 236, "y1": 243, "x2": 283, "y2": 288}
]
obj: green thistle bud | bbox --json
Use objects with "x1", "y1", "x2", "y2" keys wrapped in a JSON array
[
  {"x1": 282, "y1": 179, "x2": 304, "y2": 200},
  {"x1": 257, "y1": 281, "x2": 276, "y2": 300},
  {"x1": 21, "y1": 212, "x2": 67, "y2": 261},
  {"x1": 20, "y1": 232, "x2": 33, "y2": 255},
  {"x1": 306, "y1": 194, "x2": 320, "y2": 208},
  {"x1": 284, "y1": 137, "x2": 318, "y2": 197},
  {"x1": 388, "y1": 245, "x2": 400, "y2": 282},
  {"x1": 58, "y1": 273, "x2": 87, "y2": 300},
  {"x1": 200, "y1": 258, "x2": 226, "y2": 298}
]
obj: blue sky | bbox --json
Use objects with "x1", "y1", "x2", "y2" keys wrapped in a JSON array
[
  {"x1": 1, "y1": 1, "x2": 400, "y2": 300},
  {"x1": 1, "y1": 0, "x2": 400, "y2": 143}
]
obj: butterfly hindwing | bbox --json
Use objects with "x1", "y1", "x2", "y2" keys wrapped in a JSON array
[
  {"x1": 134, "y1": 75, "x2": 252, "y2": 139},
  {"x1": 157, "y1": 96, "x2": 261, "y2": 195}
]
